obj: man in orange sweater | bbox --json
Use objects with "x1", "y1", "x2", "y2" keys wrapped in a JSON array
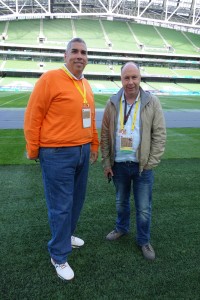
[{"x1": 24, "y1": 38, "x2": 99, "y2": 281}]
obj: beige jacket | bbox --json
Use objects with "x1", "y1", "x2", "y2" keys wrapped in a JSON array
[{"x1": 101, "y1": 87, "x2": 166, "y2": 173}]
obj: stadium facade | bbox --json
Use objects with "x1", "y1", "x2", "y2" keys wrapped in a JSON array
[
  {"x1": 0, "y1": 0, "x2": 199, "y2": 95},
  {"x1": 0, "y1": 0, "x2": 200, "y2": 33}
]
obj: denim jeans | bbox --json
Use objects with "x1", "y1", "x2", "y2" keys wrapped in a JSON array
[
  {"x1": 39, "y1": 143, "x2": 90, "y2": 264},
  {"x1": 112, "y1": 162, "x2": 154, "y2": 246}
]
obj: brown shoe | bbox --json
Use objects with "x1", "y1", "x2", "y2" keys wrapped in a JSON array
[
  {"x1": 141, "y1": 243, "x2": 155, "y2": 260},
  {"x1": 106, "y1": 230, "x2": 125, "y2": 241}
]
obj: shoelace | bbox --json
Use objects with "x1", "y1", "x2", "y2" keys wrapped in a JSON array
[
  {"x1": 144, "y1": 245, "x2": 153, "y2": 252},
  {"x1": 55, "y1": 262, "x2": 68, "y2": 269}
]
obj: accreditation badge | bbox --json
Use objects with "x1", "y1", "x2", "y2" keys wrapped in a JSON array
[
  {"x1": 82, "y1": 108, "x2": 91, "y2": 128},
  {"x1": 120, "y1": 136, "x2": 133, "y2": 152},
  {"x1": 119, "y1": 129, "x2": 133, "y2": 153}
]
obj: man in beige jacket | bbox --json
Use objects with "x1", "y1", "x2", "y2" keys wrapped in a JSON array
[{"x1": 101, "y1": 62, "x2": 166, "y2": 260}]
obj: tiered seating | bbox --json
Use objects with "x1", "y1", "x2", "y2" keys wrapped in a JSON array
[
  {"x1": 172, "y1": 68, "x2": 200, "y2": 77},
  {"x1": 185, "y1": 32, "x2": 200, "y2": 49},
  {"x1": 5, "y1": 19, "x2": 40, "y2": 45},
  {"x1": 85, "y1": 63, "x2": 114, "y2": 74},
  {"x1": 142, "y1": 67, "x2": 176, "y2": 76},
  {"x1": 0, "y1": 18, "x2": 199, "y2": 54},
  {"x1": 174, "y1": 83, "x2": 200, "y2": 91},
  {"x1": 101, "y1": 20, "x2": 138, "y2": 51},
  {"x1": 0, "y1": 76, "x2": 36, "y2": 89},
  {"x1": 2, "y1": 59, "x2": 200, "y2": 80},
  {"x1": 43, "y1": 19, "x2": 73, "y2": 45},
  {"x1": 158, "y1": 27, "x2": 198, "y2": 55},
  {"x1": 73, "y1": 19, "x2": 106, "y2": 49},
  {"x1": 128, "y1": 23, "x2": 164, "y2": 51},
  {"x1": 0, "y1": 22, "x2": 5, "y2": 36},
  {"x1": 143, "y1": 82, "x2": 200, "y2": 93},
  {"x1": 4, "y1": 59, "x2": 40, "y2": 70},
  {"x1": 0, "y1": 18, "x2": 199, "y2": 95},
  {"x1": 0, "y1": 76, "x2": 199, "y2": 94},
  {"x1": 42, "y1": 61, "x2": 61, "y2": 70}
]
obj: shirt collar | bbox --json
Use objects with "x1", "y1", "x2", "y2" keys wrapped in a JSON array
[
  {"x1": 122, "y1": 91, "x2": 140, "y2": 103},
  {"x1": 63, "y1": 64, "x2": 84, "y2": 80}
]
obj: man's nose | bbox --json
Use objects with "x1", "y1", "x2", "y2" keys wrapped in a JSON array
[{"x1": 128, "y1": 78, "x2": 134, "y2": 84}]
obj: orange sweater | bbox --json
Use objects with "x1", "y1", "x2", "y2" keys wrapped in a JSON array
[{"x1": 24, "y1": 68, "x2": 99, "y2": 159}]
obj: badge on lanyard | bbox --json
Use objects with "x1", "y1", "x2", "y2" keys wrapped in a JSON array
[
  {"x1": 61, "y1": 66, "x2": 91, "y2": 128},
  {"x1": 120, "y1": 135, "x2": 133, "y2": 152},
  {"x1": 118, "y1": 95, "x2": 140, "y2": 153},
  {"x1": 82, "y1": 107, "x2": 91, "y2": 128}
]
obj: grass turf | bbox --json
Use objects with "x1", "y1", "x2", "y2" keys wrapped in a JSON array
[
  {"x1": 1, "y1": 129, "x2": 200, "y2": 299},
  {"x1": 1, "y1": 159, "x2": 200, "y2": 299},
  {"x1": 0, "y1": 91, "x2": 200, "y2": 109},
  {"x1": 0, "y1": 128, "x2": 200, "y2": 165}
]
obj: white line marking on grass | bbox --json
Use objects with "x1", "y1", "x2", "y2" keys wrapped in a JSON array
[{"x1": 0, "y1": 94, "x2": 26, "y2": 107}]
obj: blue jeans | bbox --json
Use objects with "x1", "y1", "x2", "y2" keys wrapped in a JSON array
[
  {"x1": 112, "y1": 162, "x2": 154, "y2": 246},
  {"x1": 39, "y1": 144, "x2": 90, "y2": 264}
]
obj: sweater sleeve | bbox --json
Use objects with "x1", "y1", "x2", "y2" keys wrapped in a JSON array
[{"x1": 24, "y1": 76, "x2": 53, "y2": 159}]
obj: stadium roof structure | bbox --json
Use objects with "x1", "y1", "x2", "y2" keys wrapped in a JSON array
[{"x1": 0, "y1": 0, "x2": 200, "y2": 33}]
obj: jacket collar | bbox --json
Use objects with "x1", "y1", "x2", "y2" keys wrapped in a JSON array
[{"x1": 110, "y1": 87, "x2": 151, "y2": 110}]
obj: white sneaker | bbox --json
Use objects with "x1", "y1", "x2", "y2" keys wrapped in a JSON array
[
  {"x1": 51, "y1": 258, "x2": 74, "y2": 281},
  {"x1": 71, "y1": 236, "x2": 84, "y2": 248}
]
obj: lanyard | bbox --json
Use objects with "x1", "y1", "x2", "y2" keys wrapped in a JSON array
[
  {"x1": 61, "y1": 66, "x2": 88, "y2": 105},
  {"x1": 120, "y1": 96, "x2": 140, "y2": 132},
  {"x1": 123, "y1": 101, "x2": 133, "y2": 125}
]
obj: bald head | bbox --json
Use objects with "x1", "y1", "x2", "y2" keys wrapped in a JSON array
[
  {"x1": 121, "y1": 62, "x2": 141, "y2": 101},
  {"x1": 121, "y1": 62, "x2": 140, "y2": 74}
]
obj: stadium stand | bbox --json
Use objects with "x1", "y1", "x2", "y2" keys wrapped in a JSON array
[
  {"x1": 43, "y1": 19, "x2": 73, "y2": 45},
  {"x1": 0, "y1": 17, "x2": 199, "y2": 95}
]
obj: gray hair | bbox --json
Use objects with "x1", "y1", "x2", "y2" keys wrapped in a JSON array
[{"x1": 66, "y1": 37, "x2": 87, "y2": 52}]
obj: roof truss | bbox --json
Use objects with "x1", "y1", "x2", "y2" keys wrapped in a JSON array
[{"x1": 0, "y1": 0, "x2": 199, "y2": 33}]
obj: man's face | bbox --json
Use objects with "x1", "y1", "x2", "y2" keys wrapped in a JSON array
[
  {"x1": 64, "y1": 42, "x2": 88, "y2": 78},
  {"x1": 121, "y1": 63, "x2": 141, "y2": 99}
]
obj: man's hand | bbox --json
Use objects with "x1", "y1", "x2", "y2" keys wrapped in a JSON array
[
  {"x1": 104, "y1": 168, "x2": 114, "y2": 178},
  {"x1": 26, "y1": 152, "x2": 38, "y2": 160},
  {"x1": 104, "y1": 168, "x2": 114, "y2": 183},
  {"x1": 90, "y1": 151, "x2": 98, "y2": 164}
]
